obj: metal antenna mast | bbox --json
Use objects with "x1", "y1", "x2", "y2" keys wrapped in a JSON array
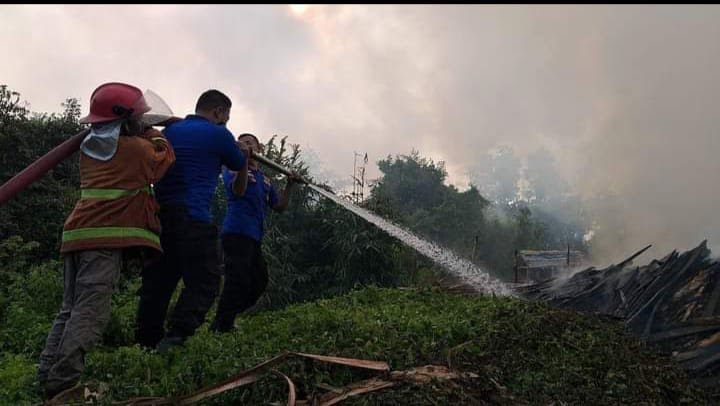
[{"x1": 351, "y1": 151, "x2": 367, "y2": 204}]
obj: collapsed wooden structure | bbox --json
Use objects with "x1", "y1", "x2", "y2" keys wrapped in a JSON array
[{"x1": 518, "y1": 241, "x2": 720, "y2": 388}]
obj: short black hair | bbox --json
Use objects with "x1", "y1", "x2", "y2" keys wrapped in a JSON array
[
  {"x1": 195, "y1": 89, "x2": 232, "y2": 113},
  {"x1": 237, "y1": 133, "x2": 260, "y2": 144}
]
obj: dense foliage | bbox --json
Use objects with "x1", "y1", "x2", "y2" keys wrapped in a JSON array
[
  {"x1": 368, "y1": 151, "x2": 555, "y2": 280},
  {"x1": 0, "y1": 85, "x2": 82, "y2": 259},
  {"x1": 0, "y1": 275, "x2": 710, "y2": 404},
  {"x1": 1, "y1": 85, "x2": 708, "y2": 404}
]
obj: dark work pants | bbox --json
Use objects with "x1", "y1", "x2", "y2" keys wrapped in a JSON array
[
  {"x1": 38, "y1": 249, "x2": 122, "y2": 396},
  {"x1": 211, "y1": 234, "x2": 268, "y2": 332},
  {"x1": 136, "y1": 206, "x2": 221, "y2": 348}
]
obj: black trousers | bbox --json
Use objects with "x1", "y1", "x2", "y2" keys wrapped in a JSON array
[
  {"x1": 136, "y1": 206, "x2": 221, "y2": 348},
  {"x1": 211, "y1": 233, "x2": 268, "y2": 332}
]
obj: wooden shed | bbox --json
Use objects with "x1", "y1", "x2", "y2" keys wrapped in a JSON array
[{"x1": 514, "y1": 249, "x2": 584, "y2": 284}]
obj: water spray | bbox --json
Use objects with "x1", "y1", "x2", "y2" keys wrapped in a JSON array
[
  {"x1": 306, "y1": 184, "x2": 513, "y2": 296},
  {"x1": 232, "y1": 151, "x2": 511, "y2": 295}
]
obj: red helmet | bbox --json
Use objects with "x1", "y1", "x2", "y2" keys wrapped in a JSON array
[{"x1": 80, "y1": 82, "x2": 151, "y2": 124}]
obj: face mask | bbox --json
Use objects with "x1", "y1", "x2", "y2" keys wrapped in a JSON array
[{"x1": 80, "y1": 120, "x2": 123, "y2": 161}]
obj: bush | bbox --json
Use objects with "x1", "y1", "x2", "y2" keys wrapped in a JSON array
[
  {"x1": 60, "y1": 288, "x2": 716, "y2": 404},
  {"x1": 0, "y1": 251, "x2": 62, "y2": 357},
  {"x1": 0, "y1": 353, "x2": 37, "y2": 405}
]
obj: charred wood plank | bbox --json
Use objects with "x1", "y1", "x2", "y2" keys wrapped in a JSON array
[
  {"x1": 627, "y1": 242, "x2": 707, "y2": 327},
  {"x1": 702, "y1": 264, "x2": 720, "y2": 317},
  {"x1": 646, "y1": 325, "x2": 720, "y2": 342},
  {"x1": 617, "y1": 244, "x2": 653, "y2": 269},
  {"x1": 677, "y1": 342, "x2": 720, "y2": 371}
]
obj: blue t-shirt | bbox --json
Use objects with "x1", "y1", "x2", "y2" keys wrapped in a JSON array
[
  {"x1": 155, "y1": 115, "x2": 246, "y2": 223},
  {"x1": 222, "y1": 168, "x2": 279, "y2": 241}
]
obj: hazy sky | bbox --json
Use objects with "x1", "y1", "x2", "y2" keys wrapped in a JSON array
[{"x1": 3, "y1": 4, "x2": 720, "y2": 259}]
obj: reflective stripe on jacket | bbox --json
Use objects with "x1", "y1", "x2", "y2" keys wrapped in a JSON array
[{"x1": 60, "y1": 128, "x2": 175, "y2": 253}]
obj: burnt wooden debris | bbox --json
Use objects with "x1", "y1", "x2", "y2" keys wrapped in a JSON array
[{"x1": 517, "y1": 241, "x2": 720, "y2": 387}]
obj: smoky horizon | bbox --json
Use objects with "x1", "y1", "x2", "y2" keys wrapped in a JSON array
[{"x1": 2, "y1": 4, "x2": 719, "y2": 264}]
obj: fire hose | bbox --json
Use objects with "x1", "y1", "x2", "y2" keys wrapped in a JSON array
[
  {"x1": 0, "y1": 116, "x2": 305, "y2": 207},
  {"x1": 0, "y1": 128, "x2": 88, "y2": 207},
  {"x1": 249, "y1": 151, "x2": 309, "y2": 185}
]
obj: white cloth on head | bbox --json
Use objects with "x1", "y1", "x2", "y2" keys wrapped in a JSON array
[{"x1": 80, "y1": 120, "x2": 123, "y2": 161}]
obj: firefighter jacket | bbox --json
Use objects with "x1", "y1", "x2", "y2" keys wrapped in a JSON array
[{"x1": 60, "y1": 128, "x2": 175, "y2": 253}]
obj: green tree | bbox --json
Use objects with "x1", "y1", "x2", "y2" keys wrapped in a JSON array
[
  {"x1": 368, "y1": 152, "x2": 498, "y2": 275},
  {"x1": 0, "y1": 85, "x2": 83, "y2": 259},
  {"x1": 372, "y1": 150, "x2": 448, "y2": 213},
  {"x1": 366, "y1": 150, "x2": 563, "y2": 281},
  {"x1": 222, "y1": 135, "x2": 413, "y2": 309}
]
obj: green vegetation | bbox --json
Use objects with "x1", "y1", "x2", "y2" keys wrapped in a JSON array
[
  {"x1": 0, "y1": 281, "x2": 709, "y2": 404},
  {"x1": 368, "y1": 151, "x2": 555, "y2": 280},
  {"x1": 0, "y1": 85, "x2": 710, "y2": 404},
  {"x1": 0, "y1": 85, "x2": 82, "y2": 260}
]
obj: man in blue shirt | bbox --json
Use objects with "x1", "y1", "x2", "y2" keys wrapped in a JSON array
[
  {"x1": 210, "y1": 133, "x2": 300, "y2": 333},
  {"x1": 136, "y1": 90, "x2": 248, "y2": 350}
]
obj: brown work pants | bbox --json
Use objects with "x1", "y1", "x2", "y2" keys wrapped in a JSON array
[{"x1": 37, "y1": 249, "x2": 122, "y2": 397}]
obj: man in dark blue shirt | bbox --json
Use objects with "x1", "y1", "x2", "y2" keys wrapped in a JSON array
[
  {"x1": 136, "y1": 90, "x2": 248, "y2": 350},
  {"x1": 210, "y1": 133, "x2": 299, "y2": 333}
]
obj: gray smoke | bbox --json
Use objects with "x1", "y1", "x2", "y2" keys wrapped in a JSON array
[{"x1": 2, "y1": 5, "x2": 720, "y2": 262}]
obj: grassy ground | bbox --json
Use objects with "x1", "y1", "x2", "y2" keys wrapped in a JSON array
[{"x1": 2, "y1": 286, "x2": 712, "y2": 405}]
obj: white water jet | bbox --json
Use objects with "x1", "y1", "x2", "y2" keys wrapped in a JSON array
[{"x1": 308, "y1": 184, "x2": 513, "y2": 296}]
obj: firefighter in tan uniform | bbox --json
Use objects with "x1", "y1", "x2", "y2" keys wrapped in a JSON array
[{"x1": 37, "y1": 82, "x2": 175, "y2": 401}]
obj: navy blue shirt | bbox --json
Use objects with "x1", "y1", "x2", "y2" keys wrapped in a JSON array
[
  {"x1": 155, "y1": 115, "x2": 246, "y2": 223},
  {"x1": 221, "y1": 168, "x2": 279, "y2": 241}
]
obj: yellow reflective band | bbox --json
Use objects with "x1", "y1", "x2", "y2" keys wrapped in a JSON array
[
  {"x1": 62, "y1": 227, "x2": 160, "y2": 244},
  {"x1": 81, "y1": 186, "x2": 152, "y2": 199}
]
